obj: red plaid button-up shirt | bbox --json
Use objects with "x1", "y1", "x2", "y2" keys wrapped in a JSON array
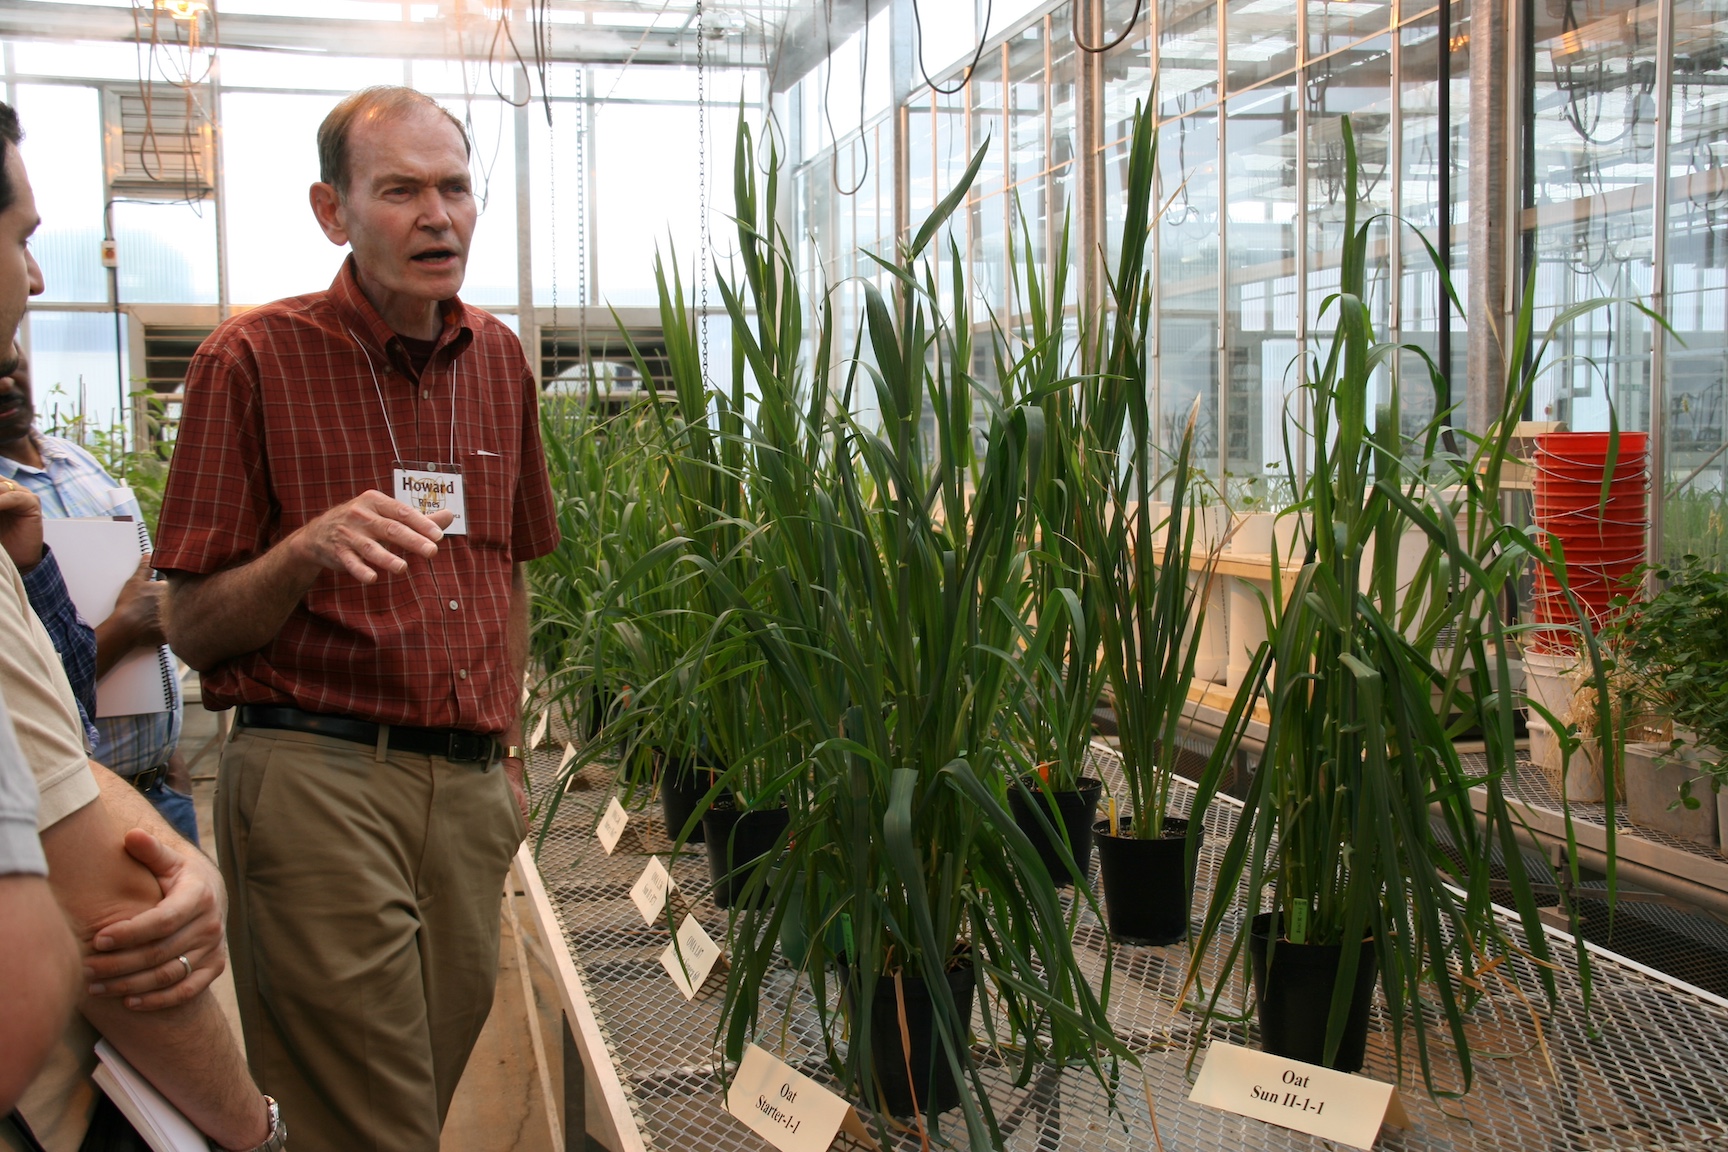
[{"x1": 154, "y1": 257, "x2": 560, "y2": 735}]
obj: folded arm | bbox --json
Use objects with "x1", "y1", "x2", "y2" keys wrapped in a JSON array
[{"x1": 40, "y1": 773, "x2": 268, "y2": 1150}]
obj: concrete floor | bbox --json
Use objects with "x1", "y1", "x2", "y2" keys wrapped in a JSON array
[{"x1": 179, "y1": 687, "x2": 565, "y2": 1152}]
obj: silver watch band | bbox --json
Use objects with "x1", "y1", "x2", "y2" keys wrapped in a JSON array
[{"x1": 213, "y1": 1095, "x2": 285, "y2": 1152}]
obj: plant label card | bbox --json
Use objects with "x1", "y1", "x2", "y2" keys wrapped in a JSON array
[
  {"x1": 1189, "y1": 1043, "x2": 1408, "y2": 1151},
  {"x1": 557, "y1": 741, "x2": 578, "y2": 773},
  {"x1": 724, "y1": 1043, "x2": 878, "y2": 1152},
  {"x1": 530, "y1": 710, "x2": 550, "y2": 749},
  {"x1": 660, "y1": 914, "x2": 723, "y2": 999},
  {"x1": 596, "y1": 796, "x2": 630, "y2": 855},
  {"x1": 630, "y1": 856, "x2": 675, "y2": 924}
]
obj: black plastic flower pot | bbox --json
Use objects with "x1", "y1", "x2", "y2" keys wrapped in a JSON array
[
  {"x1": 1247, "y1": 911, "x2": 1378, "y2": 1073},
  {"x1": 839, "y1": 956, "x2": 977, "y2": 1118},
  {"x1": 1091, "y1": 816, "x2": 1197, "y2": 945},
  {"x1": 657, "y1": 750, "x2": 715, "y2": 845},
  {"x1": 700, "y1": 799, "x2": 789, "y2": 909},
  {"x1": 1007, "y1": 776, "x2": 1103, "y2": 888}
]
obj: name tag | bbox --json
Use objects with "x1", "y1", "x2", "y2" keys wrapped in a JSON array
[{"x1": 394, "y1": 461, "x2": 466, "y2": 535}]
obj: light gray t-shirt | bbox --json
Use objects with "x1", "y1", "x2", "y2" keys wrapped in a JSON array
[{"x1": 0, "y1": 688, "x2": 47, "y2": 876}]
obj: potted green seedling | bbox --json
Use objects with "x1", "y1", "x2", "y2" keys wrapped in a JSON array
[
  {"x1": 1608, "y1": 556, "x2": 1728, "y2": 849},
  {"x1": 1187, "y1": 117, "x2": 1615, "y2": 1087}
]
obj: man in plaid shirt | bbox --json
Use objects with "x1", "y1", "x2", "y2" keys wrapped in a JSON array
[
  {"x1": 0, "y1": 350, "x2": 194, "y2": 844},
  {"x1": 156, "y1": 86, "x2": 558, "y2": 1150}
]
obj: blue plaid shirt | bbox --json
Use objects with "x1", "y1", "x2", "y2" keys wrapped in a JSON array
[
  {"x1": 0, "y1": 433, "x2": 183, "y2": 776},
  {"x1": 19, "y1": 545, "x2": 101, "y2": 751}
]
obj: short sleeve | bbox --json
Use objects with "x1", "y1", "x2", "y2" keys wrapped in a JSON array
[
  {"x1": 511, "y1": 365, "x2": 561, "y2": 563},
  {"x1": 0, "y1": 689, "x2": 46, "y2": 877},
  {"x1": 153, "y1": 334, "x2": 272, "y2": 575},
  {"x1": 0, "y1": 553, "x2": 98, "y2": 830}
]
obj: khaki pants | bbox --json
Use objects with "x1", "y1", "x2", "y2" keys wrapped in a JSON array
[{"x1": 216, "y1": 725, "x2": 525, "y2": 1152}]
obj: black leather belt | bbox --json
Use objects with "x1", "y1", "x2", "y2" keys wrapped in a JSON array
[{"x1": 236, "y1": 705, "x2": 498, "y2": 764}]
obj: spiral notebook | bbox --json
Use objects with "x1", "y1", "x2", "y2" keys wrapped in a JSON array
[{"x1": 40, "y1": 517, "x2": 175, "y2": 717}]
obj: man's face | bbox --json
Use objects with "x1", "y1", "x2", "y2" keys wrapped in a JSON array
[
  {"x1": 0, "y1": 345, "x2": 32, "y2": 445},
  {"x1": 0, "y1": 144, "x2": 44, "y2": 364},
  {"x1": 312, "y1": 106, "x2": 476, "y2": 307}
]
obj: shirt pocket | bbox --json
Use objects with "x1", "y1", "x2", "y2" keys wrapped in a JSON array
[{"x1": 461, "y1": 449, "x2": 514, "y2": 552}]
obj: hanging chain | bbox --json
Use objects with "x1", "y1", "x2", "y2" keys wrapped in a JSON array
[{"x1": 697, "y1": 0, "x2": 711, "y2": 391}]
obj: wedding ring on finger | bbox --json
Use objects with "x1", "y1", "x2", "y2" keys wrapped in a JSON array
[{"x1": 177, "y1": 955, "x2": 192, "y2": 982}]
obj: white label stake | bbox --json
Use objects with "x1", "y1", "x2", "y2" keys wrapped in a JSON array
[
  {"x1": 530, "y1": 710, "x2": 550, "y2": 749},
  {"x1": 1188, "y1": 1042, "x2": 1408, "y2": 1151},
  {"x1": 595, "y1": 796, "x2": 629, "y2": 855},
  {"x1": 725, "y1": 1043, "x2": 878, "y2": 1152},
  {"x1": 630, "y1": 856, "x2": 674, "y2": 924},
  {"x1": 659, "y1": 914, "x2": 723, "y2": 1000}
]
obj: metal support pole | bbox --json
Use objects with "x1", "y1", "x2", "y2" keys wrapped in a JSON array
[
  {"x1": 1466, "y1": 0, "x2": 1511, "y2": 437},
  {"x1": 1216, "y1": 0, "x2": 1229, "y2": 482},
  {"x1": 1649, "y1": 0, "x2": 1674, "y2": 572},
  {"x1": 890, "y1": 0, "x2": 912, "y2": 248},
  {"x1": 1076, "y1": 0, "x2": 1105, "y2": 328},
  {"x1": 1437, "y1": 0, "x2": 1452, "y2": 419},
  {"x1": 514, "y1": 67, "x2": 539, "y2": 388},
  {"x1": 211, "y1": 55, "x2": 230, "y2": 320}
]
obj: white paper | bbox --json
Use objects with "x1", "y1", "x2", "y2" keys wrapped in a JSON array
[
  {"x1": 530, "y1": 709, "x2": 550, "y2": 748},
  {"x1": 660, "y1": 913, "x2": 722, "y2": 999},
  {"x1": 92, "y1": 1039, "x2": 208, "y2": 1152},
  {"x1": 1188, "y1": 1042, "x2": 1402, "y2": 1151},
  {"x1": 596, "y1": 795, "x2": 629, "y2": 855},
  {"x1": 726, "y1": 1043, "x2": 868, "y2": 1152},
  {"x1": 557, "y1": 740, "x2": 577, "y2": 773},
  {"x1": 41, "y1": 518, "x2": 171, "y2": 717},
  {"x1": 630, "y1": 856, "x2": 675, "y2": 924}
]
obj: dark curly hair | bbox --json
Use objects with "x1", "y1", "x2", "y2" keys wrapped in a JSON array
[{"x1": 0, "y1": 102, "x2": 21, "y2": 217}]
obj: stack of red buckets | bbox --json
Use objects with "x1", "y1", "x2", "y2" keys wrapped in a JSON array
[{"x1": 1529, "y1": 431, "x2": 1649, "y2": 653}]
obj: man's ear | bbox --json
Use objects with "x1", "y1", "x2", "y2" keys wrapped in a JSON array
[{"x1": 309, "y1": 181, "x2": 349, "y2": 246}]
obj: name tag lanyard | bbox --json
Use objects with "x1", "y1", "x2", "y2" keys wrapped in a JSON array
[{"x1": 349, "y1": 328, "x2": 468, "y2": 534}]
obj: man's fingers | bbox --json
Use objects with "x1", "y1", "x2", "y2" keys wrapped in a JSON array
[
  {"x1": 116, "y1": 828, "x2": 180, "y2": 886},
  {"x1": 135, "y1": 552, "x2": 154, "y2": 576},
  {"x1": 429, "y1": 508, "x2": 456, "y2": 529},
  {"x1": 89, "y1": 943, "x2": 213, "y2": 998},
  {"x1": 364, "y1": 490, "x2": 446, "y2": 543},
  {"x1": 122, "y1": 964, "x2": 218, "y2": 1011}
]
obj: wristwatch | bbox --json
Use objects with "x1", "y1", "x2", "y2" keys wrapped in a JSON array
[
  {"x1": 213, "y1": 1095, "x2": 285, "y2": 1152},
  {"x1": 505, "y1": 744, "x2": 525, "y2": 761}
]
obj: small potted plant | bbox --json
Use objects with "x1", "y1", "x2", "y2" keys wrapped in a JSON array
[{"x1": 1607, "y1": 556, "x2": 1727, "y2": 850}]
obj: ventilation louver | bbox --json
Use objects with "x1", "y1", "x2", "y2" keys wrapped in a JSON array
[{"x1": 102, "y1": 85, "x2": 215, "y2": 201}]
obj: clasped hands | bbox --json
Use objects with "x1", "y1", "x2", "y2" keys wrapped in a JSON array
[{"x1": 83, "y1": 826, "x2": 227, "y2": 1012}]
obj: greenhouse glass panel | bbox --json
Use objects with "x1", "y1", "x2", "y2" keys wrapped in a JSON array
[
  {"x1": 1664, "y1": 0, "x2": 1728, "y2": 565},
  {"x1": 16, "y1": 83, "x2": 105, "y2": 304},
  {"x1": 1226, "y1": 0, "x2": 1299, "y2": 94},
  {"x1": 1158, "y1": 104, "x2": 1221, "y2": 467},
  {"x1": 1309, "y1": 0, "x2": 1392, "y2": 58},
  {"x1": 1526, "y1": 0, "x2": 1658, "y2": 434},
  {"x1": 1224, "y1": 77, "x2": 1300, "y2": 486},
  {"x1": 112, "y1": 201, "x2": 217, "y2": 305},
  {"x1": 1160, "y1": 1, "x2": 1220, "y2": 120}
]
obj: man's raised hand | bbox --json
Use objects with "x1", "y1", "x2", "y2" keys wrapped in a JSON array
[{"x1": 290, "y1": 490, "x2": 456, "y2": 584}]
